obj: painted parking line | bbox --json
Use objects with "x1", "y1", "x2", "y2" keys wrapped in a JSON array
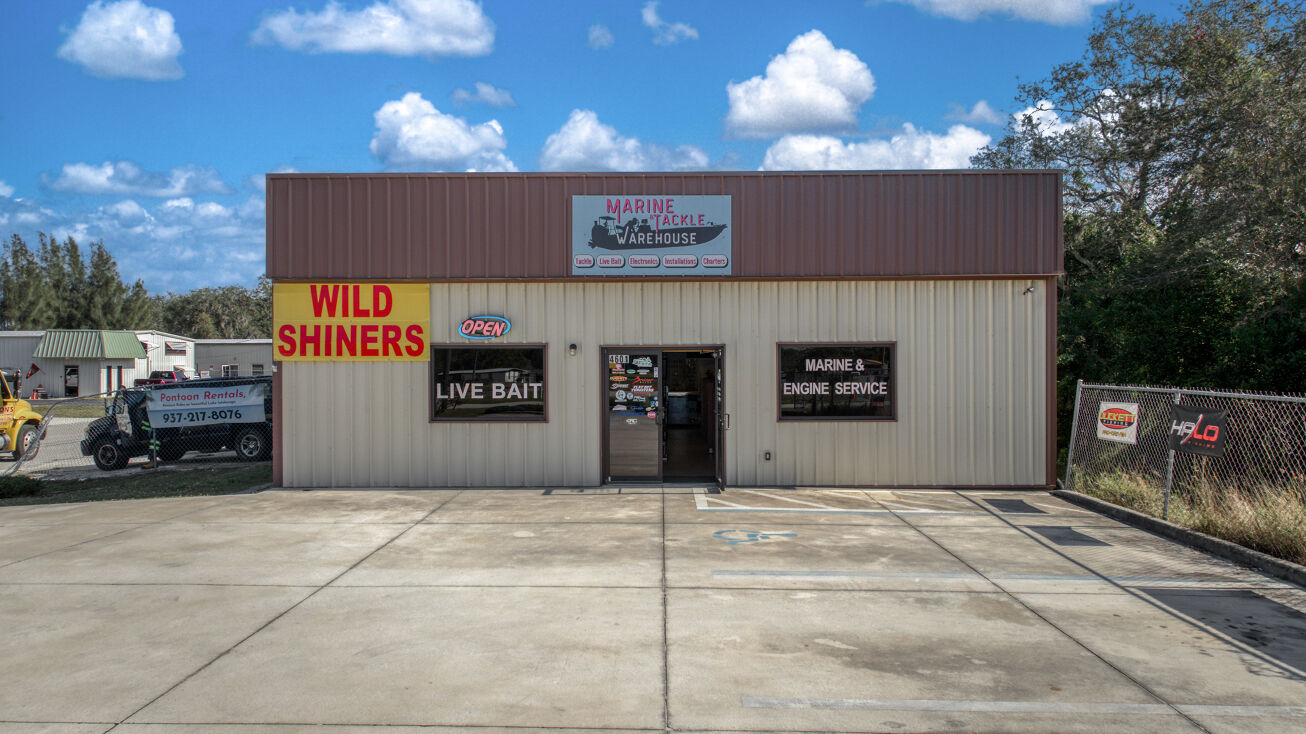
[
  {"x1": 738, "y1": 489, "x2": 851, "y2": 509},
  {"x1": 692, "y1": 490, "x2": 976, "y2": 515},
  {"x1": 742, "y1": 696, "x2": 1306, "y2": 717},
  {"x1": 711, "y1": 570, "x2": 1292, "y2": 589}
]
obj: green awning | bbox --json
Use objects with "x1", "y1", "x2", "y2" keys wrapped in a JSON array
[{"x1": 33, "y1": 330, "x2": 147, "y2": 360}]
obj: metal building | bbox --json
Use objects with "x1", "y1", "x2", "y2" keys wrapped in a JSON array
[
  {"x1": 0, "y1": 329, "x2": 196, "y2": 397},
  {"x1": 194, "y1": 339, "x2": 274, "y2": 379},
  {"x1": 267, "y1": 171, "x2": 1062, "y2": 489}
]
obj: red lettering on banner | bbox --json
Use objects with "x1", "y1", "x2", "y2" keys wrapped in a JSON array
[
  {"x1": 310, "y1": 285, "x2": 339, "y2": 317},
  {"x1": 405, "y1": 325, "x2": 425, "y2": 356},
  {"x1": 382, "y1": 324, "x2": 401, "y2": 356},
  {"x1": 373, "y1": 285, "x2": 393, "y2": 317},
  {"x1": 353, "y1": 285, "x2": 370, "y2": 317},
  {"x1": 360, "y1": 325, "x2": 379, "y2": 356},
  {"x1": 299, "y1": 324, "x2": 321, "y2": 357},
  {"x1": 277, "y1": 324, "x2": 296, "y2": 356},
  {"x1": 337, "y1": 325, "x2": 357, "y2": 356}
]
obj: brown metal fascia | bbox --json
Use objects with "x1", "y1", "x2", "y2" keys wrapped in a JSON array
[
  {"x1": 267, "y1": 273, "x2": 1064, "y2": 284},
  {"x1": 265, "y1": 171, "x2": 1066, "y2": 281}
]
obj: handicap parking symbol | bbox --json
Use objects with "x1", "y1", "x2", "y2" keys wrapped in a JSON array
[{"x1": 713, "y1": 529, "x2": 797, "y2": 545}]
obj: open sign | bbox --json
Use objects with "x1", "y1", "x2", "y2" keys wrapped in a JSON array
[{"x1": 459, "y1": 315, "x2": 511, "y2": 339}]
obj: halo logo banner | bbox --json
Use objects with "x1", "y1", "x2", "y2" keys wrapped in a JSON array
[
  {"x1": 1168, "y1": 405, "x2": 1229, "y2": 457},
  {"x1": 1096, "y1": 402, "x2": 1140, "y2": 444}
]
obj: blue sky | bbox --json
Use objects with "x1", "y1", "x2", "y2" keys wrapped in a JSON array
[{"x1": 0, "y1": 0, "x2": 1175, "y2": 293}]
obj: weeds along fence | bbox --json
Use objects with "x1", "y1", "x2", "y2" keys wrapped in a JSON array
[
  {"x1": 4, "y1": 378, "x2": 272, "y2": 479},
  {"x1": 1064, "y1": 381, "x2": 1306, "y2": 518}
]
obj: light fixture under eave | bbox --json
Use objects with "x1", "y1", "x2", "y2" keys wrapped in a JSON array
[{"x1": 568, "y1": 343, "x2": 578, "y2": 356}]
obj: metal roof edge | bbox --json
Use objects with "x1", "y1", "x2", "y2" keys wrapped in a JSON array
[
  {"x1": 134, "y1": 329, "x2": 196, "y2": 342},
  {"x1": 265, "y1": 169, "x2": 1066, "y2": 179}
]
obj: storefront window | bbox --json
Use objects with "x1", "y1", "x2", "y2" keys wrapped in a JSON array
[
  {"x1": 778, "y1": 343, "x2": 895, "y2": 420},
  {"x1": 430, "y1": 346, "x2": 546, "y2": 422}
]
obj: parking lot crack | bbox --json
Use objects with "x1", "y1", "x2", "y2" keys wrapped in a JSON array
[
  {"x1": 110, "y1": 489, "x2": 465, "y2": 729},
  {"x1": 925, "y1": 492, "x2": 1216, "y2": 733},
  {"x1": 661, "y1": 488, "x2": 671, "y2": 732}
]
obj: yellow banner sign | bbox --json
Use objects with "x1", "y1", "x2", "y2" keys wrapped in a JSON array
[{"x1": 274, "y1": 283, "x2": 430, "y2": 361}]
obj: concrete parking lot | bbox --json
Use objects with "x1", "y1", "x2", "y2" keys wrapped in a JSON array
[{"x1": 0, "y1": 487, "x2": 1304, "y2": 733}]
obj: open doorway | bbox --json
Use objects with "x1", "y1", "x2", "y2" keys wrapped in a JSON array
[
  {"x1": 603, "y1": 347, "x2": 724, "y2": 486},
  {"x1": 662, "y1": 350, "x2": 718, "y2": 482}
]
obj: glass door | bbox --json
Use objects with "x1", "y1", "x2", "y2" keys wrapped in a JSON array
[
  {"x1": 713, "y1": 349, "x2": 726, "y2": 487},
  {"x1": 605, "y1": 349, "x2": 662, "y2": 482}
]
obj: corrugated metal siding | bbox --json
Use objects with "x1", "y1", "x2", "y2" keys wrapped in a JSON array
[
  {"x1": 267, "y1": 172, "x2": 1062, "y2": 281},
  {"x1": 280, "y1": 280, "x2": 1047, "y2": 488}
]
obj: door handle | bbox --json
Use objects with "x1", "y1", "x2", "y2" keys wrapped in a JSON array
[{"x1": 723, "y1": 413, "x2": 731, "y2": 430}]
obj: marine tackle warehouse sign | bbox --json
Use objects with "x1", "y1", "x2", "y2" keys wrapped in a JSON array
[{"x1": 572, "y1": 195, "x2": 732, "y2": 275}]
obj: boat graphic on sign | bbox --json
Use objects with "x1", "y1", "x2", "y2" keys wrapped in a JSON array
[{"x1": 588, "y1": 216, "x2": 727, "y2": 251}]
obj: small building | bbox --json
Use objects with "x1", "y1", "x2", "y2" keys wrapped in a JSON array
[
  {"x1": 267, "y1": 171, "x2": 1063, "y2": 489},
  {"x1": 0, "y1": 329, "x2": 196, "y2": 397},
  {"x1": 136, "y1": 330, "x2": 197, "y2": 378},
  {"x1": 194, "y1": 339, "x2": 274, "y2": 378}
]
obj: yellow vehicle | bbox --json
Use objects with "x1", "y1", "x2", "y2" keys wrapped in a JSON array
[{"x1": 1, "y1": 369, "x2": 43, "y2": 460}]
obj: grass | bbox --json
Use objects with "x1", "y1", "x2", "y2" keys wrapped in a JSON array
[
  {"x1": 0, "y1": 464, "x2": 272, "y2": 506},
  {"x1": 1076, "y1": 472, "x2": 1306, "y2": 566},
  {"x1": 28, "y1": 400, "x2": 113, "y2": 419}
]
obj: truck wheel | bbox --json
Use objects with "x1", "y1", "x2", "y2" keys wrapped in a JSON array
[
  {"x1": 234, "y1": 426, "x2": 271, "y2": 461},
  {"x1": 12, "y1": 424, "x2": 37, "y2": 461},
  {"x1": 92, "y1": 440, "x2": 129, "y2": 471}
]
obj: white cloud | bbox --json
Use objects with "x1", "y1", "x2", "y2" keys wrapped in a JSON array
[
  {"x1": 946, "y1": 99, "x2": 1004, "y2": 125},
  {"x1": 47, "y1": 161, "x2": 231, "y2": 197},
  {"x1": 641, "y1": 2, "x2": 697, "y2": 45},
  {"x1": 884, "y1": 0, "x2": 1111, "y2": 25},
  {"x1": 370, "y1": 92, "x2": 516, "y2": 171},
  {"x1": 760, "y1": 124, "x2": 990, "y2": 170},
  {"x1": 57, "y1": 0, "x2": 183, "y2": 80},
  {"x1": 246, "y1": 166, "x2": 299, "y2": 193},
  {"x1": 450, "y1": 82, "x2": 515, "y2": 107},
  {"x1": 539, "y1": 109, "x2": 708, "y2": 172},
  {"x1": 588, "y1": 23, "x2": 614, "y2": 49},
  {"x1": 726, "y1": 30, "x2": 874, "y2": 139},
  {"x1": 0, "y1": 181, "x2": 12, "y2": 198},
  {"x1": 1015, "y1": 99, "x2": 1077, "y2": 135},
  {"x1": 252, "y1": 0, "x2": 494, "y2": 57},
  {"x1": 7, "y1": 194, "x2": 266, "y2": 291},
  {"x1": 101, "y1": 199, "x2": 151, "y2": 226}
]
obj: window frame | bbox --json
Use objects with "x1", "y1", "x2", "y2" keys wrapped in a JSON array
[
  {"x1": 776, "y1": 341, "x2": 898, "y2": 422},
  {"x1": 429, "y1": 343, "x2": 549, "y2": 423}
]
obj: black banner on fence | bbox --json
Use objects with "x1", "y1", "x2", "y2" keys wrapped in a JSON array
[{"x1": 1167, "y1": 404, "x2": 1229, "y2": 457}]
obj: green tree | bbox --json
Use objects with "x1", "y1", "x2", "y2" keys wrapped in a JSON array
[
  {"x1": 972, "y1": 0, "x2": 1306, "y2": 466},
  {"x1": 83, "y1": 243, "x2": 129, "y2": 329},
  {"x1": 156, "y1": 277, "x2": 272, "y2": 339},
  {"x1": 0, "y1": 235, "x2": 52, "y2": 329}
]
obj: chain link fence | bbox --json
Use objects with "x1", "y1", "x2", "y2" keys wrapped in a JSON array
[
  {"x1": 1064, "y1": 381, "x2": 1306, "y2": 518},
  {"x1": 4, "y1": 377, "x2": 272, "y2": 480}
]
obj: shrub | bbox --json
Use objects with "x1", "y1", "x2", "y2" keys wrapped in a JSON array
[
  {"x1": 0, "y1": 475, "x2": 43, "y2": 499},
  {"x1": 1078, "y1": 472, "x2": 1306, "y2": 566}
]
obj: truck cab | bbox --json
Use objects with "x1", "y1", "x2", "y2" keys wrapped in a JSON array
[
  {"x1": 81, "y1": 376, "x2": 272, "y2": 470},
  {"x1": 0, "y1": 369, "x2": 43, "y2": 459}
]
